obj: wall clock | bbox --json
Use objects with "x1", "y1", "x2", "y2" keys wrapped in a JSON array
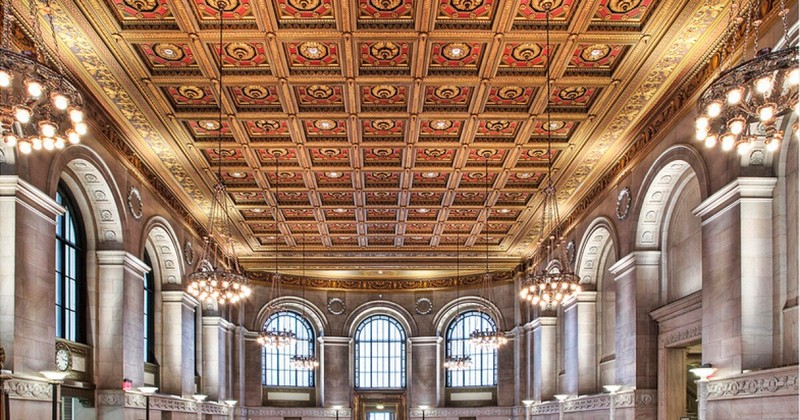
[
  {"x1": 616, "y1": 187, "x2": 632, "y2": 220},
  {"x1": 55, "y1": 345, "x2": 71, "y2": 372}
]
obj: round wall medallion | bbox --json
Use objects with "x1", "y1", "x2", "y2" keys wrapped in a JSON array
[
  {"x1": 184, "y1": 241, "x2": 195, "y2": 265},
  {"x1": 616, "y1": 187, "x2": 632, "y2": 220},
  {"x1": 415, "y1": 297, "x2": 433, "y2": 315},
  {"x1": 565, "y1": 240, "x2": 576, "y2": 266},
  {"x1": 127, "y1": 187, "x2": 143, "y2": 220},
  {"x1": 327, "y1": 298, "x2": 345, "y2": 315}
]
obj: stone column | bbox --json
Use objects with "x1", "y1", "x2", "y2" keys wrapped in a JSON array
[
  {"x1": 160, "y1": 291, "x2": 198, "y2": 397},
  {"x1": 0, "y1": 176, "x2": 62, "y2": 373},
  {"x1": 95, "y1": 251, "x2": 150, "y2": 389},
  {"x1": 576, "y1": 292, "x2": 597, "y2": 394},
  {"x1": 511, "y1": 325, "x2": 526, "y2": 405},
  {"x1": 562, "y1": 299, "x2": 578, "y2": 396},
  {"x1": 231, "y1": 325, "x2": 247, "y2": 404},
  {"x1": 531, "y1": 316, "x2": 557, "y2": 401},
  {"x1": 496, "y1": 331, "x2": 516, "y2": 406},
  {"x1": 320, "y1": 336, "x2": 351, "y2": 407},
  {"x1": 693, "y1": 177, "x2": 777, "y2": 374},
  {"x1": 608, "y1": 251, "x2": 660, "y2": 390},
  {"x1": 243, "y1": 333, "x2": 263, "y2": 407},
  {"x1": 201, "y1": 316, "x2": 233, "y2": 400},
  {"x1": 409, "y1": 336, "x2": 440, "y2": 408},
  {"x1": 523, "y1": 322, "x2": 535, "y2": 401}
]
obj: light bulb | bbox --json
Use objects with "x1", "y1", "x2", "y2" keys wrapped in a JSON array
[
  {"x1": 54, "y1": 137, "x2": 65, "y2": 149},
  {"x1": 758, "y1": 104, "x2": 775, "y2": 122},
  {"x1": 721, "y1": 133, "x2": 735, "y2": 151},
  {"x1": 13, "y1": 106, "x2": 32, "y2": 124},
  {"x1": 42, "y1": 137, "x2": 55, "y2": 151},
  {"x1": 790, "y1": 68, "x2": 800, "y2": 85},
  {"x1": 69, "y1": 108, "x2": 84, "y2": 123},
  {"x1": 519, "y1": 289, "x2": 528, "y2": 299},
  {"x1": 737, "y1": 141, "x2": 752, "y2": 156},
  {"x1": 766, "y1": 138, "x2": 779, "y2": 152},
  {"x1": 39, "y1": 121, "x2": 57, "y2": 138},
  {"x1": 3, "y1": 134, "x2": 17, "y2": 147},
  {"x1": 0, "y1": 68, "x2": 12, "y2": 88},
  {"x1": 726, "y1": 88, "x2": 743, "y2": 105},
  {"x1": 704, "y1": 134, "x2": 717, "y2": 149},
  {"x1": 695, "y1": 129, "x2": 708, "y2": 141},
  {"x1": 706, "y1": 101, "x2": 722, "y2": 118},
  {"x1": 74, "y1": 121, "x2": 88, "y2": 135},
  {"x1": 67, "y1": 129, "x2": 80, "y2": 144},
  {"x1": 51, "y1": 93, "x2": 69, "y2": 110},
  {"x1": 25, "y1": 79, "x2": 43, "y2": 98},
  {"x1": 31, "y1": 137, "x2": 42, "y2": 150},
  {"x1": 755, "y1": 76, "x2": 772, "y2": 94},
  {"x1": 18, "y1": 140, "x2": 32, "y2": 154},
  {"x1": 695, "y1": 116, "x2": 709, "y2": 130},
  {"x1": 728, "y1": 117, "x2": 745, "y2": 135}
]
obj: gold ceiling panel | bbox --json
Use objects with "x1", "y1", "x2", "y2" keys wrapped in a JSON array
[{"x1": 53, "y1": 0, "x2": 732, "y2": 280}]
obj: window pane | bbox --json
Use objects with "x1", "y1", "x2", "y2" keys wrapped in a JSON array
[
  {"x1": 445, "y1": 311, "x2": 498, "y2": 387},
  {"x1": 354, "y1": 315, "x2": 406, "y2": 389},
  {"x1": 261, "y1": 311, "x2": 315, "y2": 387}
]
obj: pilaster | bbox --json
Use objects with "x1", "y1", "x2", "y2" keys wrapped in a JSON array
[
  {"x1": 319, "y1": 336, "x2": 351, "y2": 408},
  {"x1": 160, "y1": 291, "x2": 198, "y2": 396},
  {"x1": 531, "y1": 316, "x2": 557, "y2": 401},
  {"x1": 409, "y1": 336, "x2": 441, "y2": 408},
  {"x1": 201, "y1": 315, "x2": 234, "y2": 400}
]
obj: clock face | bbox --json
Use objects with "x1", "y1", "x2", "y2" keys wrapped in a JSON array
[{"x1": 55, "y1": 348, "x2": 70, "y2": 371}]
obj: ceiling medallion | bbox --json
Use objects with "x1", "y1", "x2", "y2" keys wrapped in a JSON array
[
  {"x1": 367, "y1": 0, "x2": 403, "y2": 11},
  {"x1": 371, "y1": 85, "x2": 397, "y2": 98},
  {"x1": 431, "y1": 120, "x2": 452, "y2": 130},
  {"x1": 206, "y1": 0, "x2": 239, "y2": 12},
  {"x1": 154, "y1": 43, "x2": 185, "y2": 60},
  {"x1": 298, "y1": 42, "x2": 328, "y2": 59},
  {"x1": 442, "y1": 43, "x2": 470, "y2": 60},
  {"x1": 327, "y1": 297, "x2": 345, "y2": 315},
  {"x1": 371, "y1": 119, "x2": 396, "y2": 130},
  {"x1": 528, "y1": 0, "x2": 565, "y2": 12},
  {"x1": 581, "y1": 44, "x2": 611, "y2": 62},
  {"x1": 224, "y1": 42, "x2": 257, "y2": 61},
  {"x1": 450, "y1": 0, "x2": 485, "y2": 12},
  {"x1": 286, "y1": 0, "x2": 322, "y2": 11},
  {"x1": 199, "y1": 119, "x2": 221, "y2": 130},
  {"x1": 307, "y1": 84, "x2": 334, "y2": 99},
  {"x1": 558, "y1": 86, "x2": 587, "y2": 100},
  {"x1": 122, "y1": 0, "x2": 162, "y2": 13},
  {"x1": 497, "y1": 86, "x2": 524, "y2": 99},
  {"x1": 415, "y1": 297, "x2": 433, "y2": 315},
  {"x1": 543, "y1": 120, "x2": 566, "y2": 131},
  {"x1": 484, "y1": 120, "x2": 510, "y2": 131},
  {"x1": 241, "y1": 85, "x2": 269, "y2": 99},
  {"x1": 369, "y1": 41, "x2": 401, "y2": 60},
  {"x1": 511, "y1": 43, "x2": 543, "y2": 61},
  {"x1": 434, "y1": 85, "x2": 461, "y2": 99},
  {"x1": 176, "y1": 85, "x2": 207, "y2": 99},
  {"x1": 127, "y1": 187, "x2": 143, "y2": 220},
  {"x1": 607, "y1": 0, "x2": 642, "y2": 13},
  {"x1": 615, "y1": 186, "x2": 631, "y2": 220},
  {"x1": 314, "y1": 119, "x2": 335, "y2": 129}
]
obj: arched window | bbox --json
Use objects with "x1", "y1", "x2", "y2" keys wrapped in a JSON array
[
  {"x1": 55, "y1": 185, "x2": 86, "y2": 343},
  {"x1": 143, "y1": 252, "x2": 156, "y2": 364},
  {"x1": 354, "y1": 315, "x2": 406, "y2": 389},
  {"x1": 446, "y1": 311, "x2": 498, "y2": 387},
  {"x1": 262, "y1": 311, "x2": 315, "y2": 387}
]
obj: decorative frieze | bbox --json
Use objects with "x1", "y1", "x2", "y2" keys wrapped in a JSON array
[
  {"x1": 707, "y1": 367, "x2": 799, "y2": 400},
  {"x1": 410, "y1": 407, "x2": 514, "y2": 417},
  {"x1": 660, "y1": 324, "x2": 702, "y2": 347},
  {"x1": 247, "y1": 407, "x2": 352, "y2": 417},
  {"x1": 530, "y1": 390, "x2": 657, "y2": 415},
  {"x1": 4, "y1": 378, "x2": 51, "y2": 401}
]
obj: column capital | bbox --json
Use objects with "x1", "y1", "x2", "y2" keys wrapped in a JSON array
[
  {"x1": 693, "y1": 177, "x2": 777, "y2": 222},
  {"x1": 0, "y1": 175, "x2": 63, "y2": 223},
  {"x1": 96, "y1": 250, "x2": 150, "y2": 277},
  {"x1": 410, "y1": 336, "x2": 442, "y2": 345},
  {"x1": 531, "y1": 316, "x2": 557, "y2": 329},
  {"x1": 161, "y1": 290, "x2": 199, "y2": 308},
  {"x1": 608, "y1": 250, "x2": 661, "y2": 277}
]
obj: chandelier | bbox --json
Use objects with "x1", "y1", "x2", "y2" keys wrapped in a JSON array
[
  {"x1": 290, "y1": 234, "x2": 318, "y2": 370},
  {"x1": 258, "y1": 154, "x2": 297, "y2": 349},
  {"x1": 444, "y1": 231, "x2": 472, "y2": 370},
  {"x1": 469, "y1": 154, "x2": 508, "y2": 351},
  {"x1": 0, "y1": 0, "x2": 86, "y2": 154},
  {"x1": 694, "y1": 0, "x2": 798, "y2": 154},
  {"x1": 518, "y1": 6, "x2": 581, "y2": 309},
  {"x1": 185, "y1": 0, "x2": 250, "y2": 305}
]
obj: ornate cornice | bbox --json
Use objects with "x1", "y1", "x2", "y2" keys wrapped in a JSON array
[
  {"x1": 249, "y1": 270, "x2": 514, "y2": 291},
  {"x1": 410, "y1": 407, "x2": 514, "y2": 417},
  {"x1": 707, "y1": 367, "x2": 799, "y2": 400},
  {"x1": 247, "y1": 407, "x2": 352, "y2": 417}
]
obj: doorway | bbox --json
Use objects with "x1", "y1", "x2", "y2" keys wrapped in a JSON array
[
  {"x1": 353, "y1": 392, "x2": 405, "y2": 420},
  {"x1": 664, "y1": 342, "x2": 701, "y2": 420}
]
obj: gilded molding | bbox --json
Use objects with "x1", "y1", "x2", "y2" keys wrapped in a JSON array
[{"x1": 249, "y1": 270, "x2": 514, "y2": 291}]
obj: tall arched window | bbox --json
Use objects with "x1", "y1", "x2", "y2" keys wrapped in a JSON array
[
  {"x1": 55, "y1": 185, "x2": 86, "y2": 343},
  {"x1": 143, "y1": 252, "x2": 156, "y2": 364},
  {"x1": 262, "y1": 311, "x2": 315, "y2": 387},
  {"x1": 446, "y1": 311, "x2": 498, "y2": 387},
  {"x1": 354, "y1": 315, "x2": 407, "y2": 389}
]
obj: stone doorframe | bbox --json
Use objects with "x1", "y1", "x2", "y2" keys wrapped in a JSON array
[{"x1": 650, "y1": 290, "x2": 702, "y2": 420}]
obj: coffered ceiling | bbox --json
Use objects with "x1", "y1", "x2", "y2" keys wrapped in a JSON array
[{"x1": 41, "y1": 0, "x2": 730, "y2": 281}]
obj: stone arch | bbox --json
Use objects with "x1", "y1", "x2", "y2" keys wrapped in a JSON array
[
  {"x1": 433, "y1": 296, "x2": 507, "y2": 335},
  {"x1": 254, "y1": 296, "x2": 328, "y2": 336},
  {"x1": 575, "y1": 217, "x2": 618, "y2": 287},
  {"x1": 632, "y1": 145, "x2": 709, "y2": 251},
  {"x1": 142, "y1": 217, "x2": 184, "y2": 286},
  {"x1": 48, "y1": 146, "x2": 125, "y2": 248},
  {"x1": 345, "y1": 300, "x2": 418, "y2": 338}
]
